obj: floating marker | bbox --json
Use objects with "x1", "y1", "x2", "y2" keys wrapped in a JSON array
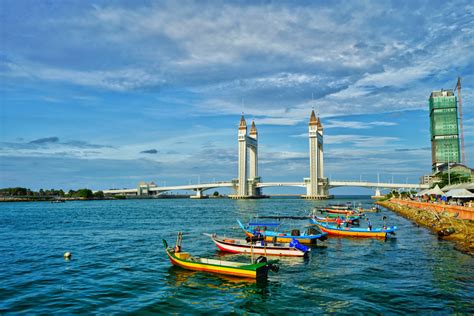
[{"x1": 64, "y1": 251, "x2": 72, "y2": 260}]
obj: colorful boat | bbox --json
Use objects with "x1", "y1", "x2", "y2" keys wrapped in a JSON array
[
  {"x1": 309, "y1": 219, "x2": 397, "y2": 238},
  {"x1": 204, "y1": 233, "x2": 310, "y2": 257},
  {"x1": 322, "y1": 208, "x2": 358, "y2": 215},
  {"x1": 356, "y1": 206, "x2": 381, "y2": 213},
  {"x1": 237, "y1": 219, "x2": 327, "y2": 244},
  {"x1": 313, "y1": 215, "x2": 359, "y2": 225},
  {"x1": 317, "y1": 208, "x2": 364, "y2": 217},
  {"x1": 313, "y1": 210, "x2": 361, "y2": 220},
  {"x1": 163, "y1": 238, "x2": 279, "y2": 280}
]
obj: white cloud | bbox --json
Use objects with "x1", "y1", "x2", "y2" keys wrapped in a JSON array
[
  {"x1": 4, "y1": 61, "x2": 165, "y2": 91},
  {"x1": 324, "y1": 120, "x2": 397, "y2": 129}
]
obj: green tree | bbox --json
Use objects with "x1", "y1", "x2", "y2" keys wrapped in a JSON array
[
  {"x1": 437, "y1": 172, "x2": 470, "y2": 188},
  {"x1": 213, "y1": 191, "x2": 220, "y2": 197},
  {"x1": 74, "y1": 189, "x2": 93, "y2": 199},
  {"x1": 93, "y1": 191, "x2": 104, "y2": 199},
  {"x1": 0, "y1": 187, "x2": 28, "y2": 196}
]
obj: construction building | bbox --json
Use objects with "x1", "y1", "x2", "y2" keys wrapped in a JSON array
[{"x1": 429, "y1": 89, "x2": 461, "y2": 172}]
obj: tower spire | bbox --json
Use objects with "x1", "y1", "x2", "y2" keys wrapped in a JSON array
[
  {"x1": 250, "y1": 120, "x2": 257, "y2": 135},
  {"x1": 239, "y1": 114, "x2": 247, "y2": 130},
  {"x1": 309, "y1": 110, "x2": 318, "y2": 126}
]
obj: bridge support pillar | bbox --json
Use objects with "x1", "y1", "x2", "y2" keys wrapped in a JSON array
[
  {"x1": 190, "y1": 189, "x2": 206, "y2": 199},
  {"x1": 303, "y1": 111, "x2": 330, "y2": 199},
  {"x1": 233, "y1": 116, "x2": 264, "y2": 199},
  {"x1": 375, "y1": 188, "x2": 381, "y2": 196}
]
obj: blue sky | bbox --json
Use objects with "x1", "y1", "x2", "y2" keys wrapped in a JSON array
[{"x1": 1, "y1": 0, "x2": 473, "y2": 194}]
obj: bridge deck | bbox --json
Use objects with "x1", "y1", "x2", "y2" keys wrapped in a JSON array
[{"x1": 101, "y1": 180, "x2": 428, "y2": 195}]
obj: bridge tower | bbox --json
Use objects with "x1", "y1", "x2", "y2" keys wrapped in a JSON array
[
  {"x1": 237, "y1": 115, "x2": 248, "y2": 196},
  {"x1": 305, "y1": 110, "x2": 329, "y2": 199},
  {"x1": 235, "y1": 115, "x2": 260, "y2": 198},
  {"x1": 248, "y1": 121, "x2": 260, "y2": 195}
]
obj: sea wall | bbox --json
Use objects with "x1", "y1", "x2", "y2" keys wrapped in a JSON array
[
  {"x1": 377, "y1": 199, "x2": 474, "y2": 256},
  {"x1": 391, "y1": 199, "x2": 474, "y2": 220}
]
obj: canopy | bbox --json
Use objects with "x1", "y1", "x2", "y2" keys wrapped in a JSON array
[
  {"x1": 442, "y1": 182, "x2": 474, "y2": 192},
  {"x1": 424, "y1": 185, "x2": 445, "y2": 196},
  {"x1": 444, "y1": 188, "x2": 474, "y2": 198},
  {"x1": 416, "y1": 189, "x2": 430, "y2": 196}
]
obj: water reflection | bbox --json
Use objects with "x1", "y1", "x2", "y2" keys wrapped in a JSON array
[
  {"x1": 166, "y1": 266, "x2": 257, "y2": 287},
  {"x1": 164, "y1": 265, "x2": 274, "y2": 302}
]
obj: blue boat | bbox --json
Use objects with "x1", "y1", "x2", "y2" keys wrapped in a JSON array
[
  {"x1": 309, "y1": 218, "x2": 397, "y2": 238},
  {"x1": 237, "y1": 219, "x2": 327, "y2": 245}
]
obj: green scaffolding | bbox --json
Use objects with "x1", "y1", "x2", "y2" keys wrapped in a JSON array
[{"x1": 429, "y1": 93, "x2": 460, "y2": 168}]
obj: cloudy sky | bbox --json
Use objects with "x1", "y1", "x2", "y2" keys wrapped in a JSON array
[{"x1": 1, "y1": 0, "x2": 473, "y2": 194}]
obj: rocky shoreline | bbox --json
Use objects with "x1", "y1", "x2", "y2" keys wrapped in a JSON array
[{"x1": 377, "y1": 200, "x2": 474, "y2": 256}]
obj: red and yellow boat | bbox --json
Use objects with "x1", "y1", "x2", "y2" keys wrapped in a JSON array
[
  {"x1": 163, "y1": 239, "x2": 279, "y2": 280},
  {"x1": 309, "y1": 219, "x2": 397, "y2": 238}
]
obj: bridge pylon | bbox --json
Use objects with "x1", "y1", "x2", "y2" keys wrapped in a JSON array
[
  {"x1": 230, "y1": 115, "x2": 264, "y2": 199},
  {"x1": 303, "y1": 110, "x2": 330, "y2": 199}
]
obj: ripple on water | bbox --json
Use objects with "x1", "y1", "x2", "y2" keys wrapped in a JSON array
[{"x1": 0, "y1": 198, "x2": 473, "y2": 314}]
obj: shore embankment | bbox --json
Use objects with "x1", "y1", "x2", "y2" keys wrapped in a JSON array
[{"x1": 377, "y1": 199, "x2": 474, "y2": 256}]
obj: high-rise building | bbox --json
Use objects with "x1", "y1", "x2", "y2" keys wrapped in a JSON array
[{"x1": 429, "y1": 89, "x2": 460, "y2": 172}]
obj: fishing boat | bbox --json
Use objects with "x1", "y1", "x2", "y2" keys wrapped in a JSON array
[
  {"x1": 313, "y1": 215, "x2": 359, "y2": 225},
  {"x1": 163, "y1": 233, "x2": 279, "y2": 280},
  {"x1": 237, "y1": 219, "x2": 327, "y2": 244},
  {"x1": 317, "y1": 208, "x2": 364, "y2": 217},
  {"x1": 204, "y1": 233, "x2": 310, "y2": 257},
  {"x1": 327, "y1": 204, "x2": 351, "y2": 210},
  {"x1": 357, "y1": 206, "x2": 380, "y2": 213},
  {"x1": 313, "y1": 210, "x2": 361, "y2": 220},
  {"x1": 309, "y1": 219, "x2": 397, "y2": 238}
]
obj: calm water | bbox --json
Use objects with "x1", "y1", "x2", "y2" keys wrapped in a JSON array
[{"x1": 0, "y1": 197, "x2": 473, "y2": 314}]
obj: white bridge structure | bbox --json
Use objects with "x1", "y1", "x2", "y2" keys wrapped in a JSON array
[{"x1": 103, "y1": 111, "x2": 429, "y2": 199}]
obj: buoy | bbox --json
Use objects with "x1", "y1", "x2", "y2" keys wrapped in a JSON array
[{"x1": 64, "y1": 251, "x2": 72, "y2": 260}]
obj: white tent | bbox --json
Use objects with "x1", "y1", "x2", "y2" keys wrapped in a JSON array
[
  {"x1": 444, "y1": 188, "x2": 474, "y2": 198},
  {"x1": 442, "y1": 182, "x2": 474, "y2": 192},
  {"x1": 416, "y1": 189, "x2": 431, "y2": 196},
  {"x1": 424, "y1": 185, "x2": 445, "y2": 196}
]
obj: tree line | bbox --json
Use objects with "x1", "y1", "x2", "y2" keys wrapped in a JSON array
[{"x1": 0, "y1": 187, "x2": 104, "y2": 199}]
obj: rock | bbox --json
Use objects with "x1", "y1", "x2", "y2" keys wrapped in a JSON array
[{"x1": 437, "y1": 227, "x2": 455, "y2": 237}]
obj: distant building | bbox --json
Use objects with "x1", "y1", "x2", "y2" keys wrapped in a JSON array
[
  {"x1": 419, "y1": 174, "x2": 437, "y2": 186},
  {"x1": 429, "y1": 89, "x2": 460, "y2": 172}
]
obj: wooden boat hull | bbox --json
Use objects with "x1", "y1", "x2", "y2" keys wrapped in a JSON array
[
  {"x1": 317, "y1": 211, "x2": 361, "y2": 219},
  {"x1": 310, "y1": 220, "x2": 397, "y2": 238},
  {"x1": 322, "y1": 209, "x2": 357, "y2": 215},
  {"x1": 314, "y1": 216, "x2": 358, "y2": 224},
  {"x1": 164, "y1": 240, "x2": 277, "y2": 280},
  {"x1": 207, "y1": 234, "x2": 308, "y2": 257},
  {"x1": 237, "y1": 220, "x2": 327, "y2": 245}
]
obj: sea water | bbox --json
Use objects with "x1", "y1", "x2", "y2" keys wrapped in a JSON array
[{"x1": 0, "y1": 197, "x2": 473, "y2": 314}]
